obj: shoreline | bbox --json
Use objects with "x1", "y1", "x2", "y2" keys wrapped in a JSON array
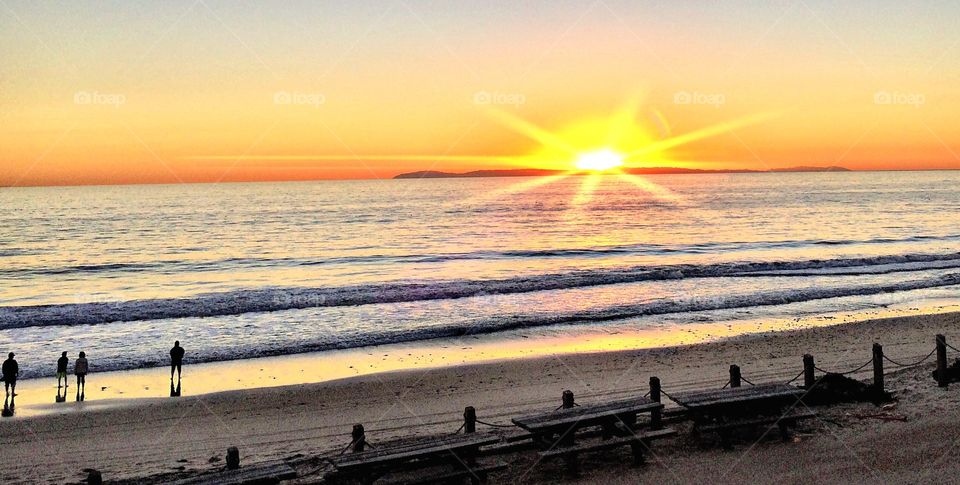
[
  {"x1": 4, "y1": 301, "x2": 960, "y2": 418},
  {"x1": 2, "y1": 309, "x2": 960, "y2": 483}
]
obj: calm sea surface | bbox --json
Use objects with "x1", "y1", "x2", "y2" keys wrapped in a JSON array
[{"x1": 2, "y1": 171, "x2": 960, "y2": 377}]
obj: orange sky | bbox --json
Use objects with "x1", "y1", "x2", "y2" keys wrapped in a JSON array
[{"x1": 2, "y1": 1, "x2": 960, "y2": 186}]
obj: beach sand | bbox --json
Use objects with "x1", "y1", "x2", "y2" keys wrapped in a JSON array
[{"x1": 2, "y1": 310, "x2": 960, "y2": 484}]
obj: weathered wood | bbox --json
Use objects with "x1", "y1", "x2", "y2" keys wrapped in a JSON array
[
  {"x1": 87, "y1": 469, "x2": 103, "y2": 485},
  {"x1": 538, "y1": 428, "x2": 677, "y2": 475},
  {"x1": 803, "y1": 354, "x2": 815, "y2": 389},
  {"x1": 729, "y1": 365, "x2": 742, "y2": 388},
  {"x1": 672, "y1": 383, "x2": 803, "y2": 409},
  {"x1": 464, "y1": 406, "x2": 477, "y2": 434},
  {"x1": 649, "y1": 376, "x2": 662, "y2": 429},
  {"x1": 226, "y1": 446, "x2": 240, "y2": 470},
  {"x1": 873, "y1": 343, "x2": 884, "y2": 391},
  {"x1": 697, "y1": 409, "x2": 816, "y2": 433},
  {"x1": 698, "y1": 409, "x2": 816, "y2": 445},
  {"x1": 538, "y1": 428, "x2": 677, "y2": 459},
  {"x1": 511, "y1": 396, "x2": 662, "y2": 432},
  {"x1": 328, "y1": 434, "x2": 499, "y2": 470},
  {"x1": 352, "y1": 424, "x2": 366, "y2": 453},
  {"x1": 377, "y1": 461, "x2": 508, "y2": 485},
  {"x1": 170, "y1": 461, "x2": 297, "y2": 485},
  {"x1": 937, "y1": 334, "x2": 948, "y2": 388}
]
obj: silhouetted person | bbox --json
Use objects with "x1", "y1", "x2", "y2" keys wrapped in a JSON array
[
  {"x1": 2, "y1": 353, "x2": 18, "y2": 397},
  {"x1": 57, "y1": 352, "x2": 69, "y2": 389},
  {"x1": 170, "y1": 341, "x2": 185, "y2": 380},
  {"x1": 75, "y1": 351, "x2": 89, "y2": 401}
]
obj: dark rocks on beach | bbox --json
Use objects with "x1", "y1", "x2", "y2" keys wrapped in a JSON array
[{"x1": 807, "y1": 373, "x2": 893, "y2": 405}]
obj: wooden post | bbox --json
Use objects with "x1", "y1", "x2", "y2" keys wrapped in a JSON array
[
  {"x1": 803, "y1": 354, "x2": 815, "y2": 389},
  {"x1": 351, "y1": 424, "x2": 366, "y2": 453},
  {"x1": 87, "y1": 470, "x2": 103, "y2": 485},
  {"x1": 729, "y1": 365, "x2": 742, "y2": 388},
  {"x1": 872, "y1": 343, "x2": 884, "y2": 391},
  {"x1": 937, "y1": 334, "x2": 948, "y2": 388},
  {"x1": 562, "y1": 390, "x2": 575, "y2": 409},
  {"x1": 226, "y1": 446, "x2": 240, "y2": 470},
  {"x1": 649, "y1": 376, "x2": 662, "y2": 430},
  {"x1": 463, "y1": 406, "x2": 477, "y2": 433}
]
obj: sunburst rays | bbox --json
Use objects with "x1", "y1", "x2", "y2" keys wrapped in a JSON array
[{"x1": 185, "y1": 100, "x2": 779, "y2": 208}]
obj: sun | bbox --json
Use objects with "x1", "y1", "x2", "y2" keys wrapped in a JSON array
[{"x1": 575, "y1": 149, "x2": 624, "y2": 171}]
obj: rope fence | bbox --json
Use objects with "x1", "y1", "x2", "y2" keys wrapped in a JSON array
[
  {"x1": 784, "y1": 369, "x2": 805, "y2": 385},
  {"x1": 814, "y1": 358, "x2": 873, "y2": 376},
  {"x1": 883, "y1": 348, "x2": 937, "y2": 368},
  {"x1": 335, "y1": 332, "x2": 960, "y2": 467},
  {"x1": 476, "y1": 419, "x2": 515, "y2": 429}
]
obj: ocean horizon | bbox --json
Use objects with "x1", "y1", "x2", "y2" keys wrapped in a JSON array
[{"x1": 3, "y1": 171, "x2": 960, "y2": 379}]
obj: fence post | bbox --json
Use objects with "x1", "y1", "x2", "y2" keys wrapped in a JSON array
[
  {"x1": 562, "y1": 390, "x2": 575, "y2": 409},
  {"x1": 802, "y1": 354, "x2": 815, "y2": 389},
  {"x1": 937, "y1": 334, "x2": 948, "y2": 388},
  {"x1": 872, "y1": 343, "x2": 884, "y2": 391},
  {"x1": 351, "y1": 424, "x2": 366, "y2": 453},
  {"x1": 87, "y1": 470, "x2": 103, "y2": 485},
  {"x1": 463, "y1": 406, "x2": 477, "y2": 433},
  {"x1": 729, "y1": 365, "x2": 742, "y2": 388},
  {"x1": 226, "y1": 446, "x2": 240, "y2": 470},
  {"x1": 649, "y1": 376, "x2": 662, "y2": 430}
]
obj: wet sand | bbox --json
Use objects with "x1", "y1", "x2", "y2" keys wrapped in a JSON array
[{"x1": 1, "y1": 310, "x2": 959, "y2": 483}]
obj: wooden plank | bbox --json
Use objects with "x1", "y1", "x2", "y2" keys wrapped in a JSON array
[
  {"x1": 377, "y1": 461, "x2": 508, "y2": 485},
  {"x1": 512, "y1": 396, "x2": 662, "y2": 431},
  {"x1": 538, "y1": 428, "x2": 677, "y2": 458},
  {"x1": 330, "y1": 434, "x2": 499, "y2": 470},
  {"x1": 672, "y1": 384, "x2": 803, "y2": 409},
  {"x1": 170, "y1": 462, "x2": 297, "y2": 485},
  {"x1": 698, "y1": 410, "x2": 816, "y2": 433}
]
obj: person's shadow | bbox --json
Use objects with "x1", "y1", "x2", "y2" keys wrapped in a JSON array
[
  {"x1": 56, "y1": 384, "x2": 67, "y2": 403},
  {"x1": 2, "y1": 394, "x2": 15, "y2": 417},
  {"x1": 170, "y1": 377, "x2": 181, "y2": 397}
]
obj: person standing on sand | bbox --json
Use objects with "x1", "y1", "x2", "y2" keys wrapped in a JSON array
[
  {"x1": 170, "y1": 341, "x2": 185, "y2": 380},
  {"x1": 2, "y1": 353, "x2": 18, "y2": 397},
  {"x1": 74, "y1": 351, "x2": 89, "y2": 401},
  {"x1": 57, "y1": 352, "x2": 69, "y2": 390}
]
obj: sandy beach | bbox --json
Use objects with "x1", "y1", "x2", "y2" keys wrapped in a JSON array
[{"x1": 1, "y1": 310, "x2": 959, "y2": 484}]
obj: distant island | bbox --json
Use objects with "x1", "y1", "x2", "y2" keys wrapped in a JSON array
[{"x1": 394, "y1": 166, "x2": 851, "y2": 179}]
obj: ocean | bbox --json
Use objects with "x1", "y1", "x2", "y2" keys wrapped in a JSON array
[{"x1": 3, "y1": 171, "x2": 960, "y2": 379}]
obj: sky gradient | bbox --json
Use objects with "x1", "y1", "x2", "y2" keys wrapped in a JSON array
[{"x1": 3, "y1": 0, "x2": 960, "y2": 186}]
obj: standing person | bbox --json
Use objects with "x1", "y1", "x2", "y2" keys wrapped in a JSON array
[
  {"x1": 57, "y1": 352, "x2": 69, "y2": 390},
  {"x1": 170, "y1": 341, "x2": 185, "y2": 380},
  {"x1": 2, "y1": 353, "x2": 18, "y2": 397},
  {"x1": 74, "y1": 351, "x2": 89, "y2": 401}
]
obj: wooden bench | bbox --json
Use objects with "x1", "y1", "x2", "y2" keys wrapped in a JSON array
[
  {"x1": 512, "y1": 394, "x2": 670, "y2": 476},
  {"x1": 672, "y1": 383, "x2": 812, "y2": 449},
  {"x1": 378, "y1": 460, "x2": 508, "y2": 485},
  {"x1": 169, "y1": 461, "x2": 297, "y2": 485},
  {"x1": 698, "y1": 408, "x2": 816, "y2": 445},
  {"x1": 538, "y1": 427, "x2": 677, "y2": 474},
  {"x1": 324, "y1": 434, "x2": 500, "y2": 485}
]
